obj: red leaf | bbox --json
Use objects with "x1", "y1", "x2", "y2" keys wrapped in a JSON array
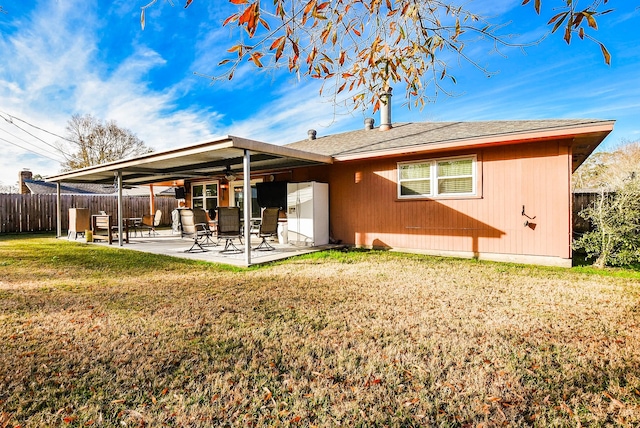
[
  {"x1": 564, "y1": 25, "x2": 571, "y2": 44},
  {"x1": 321, "y1": 28, "x2": 330, "y2": 44},
  {"x1": 229, "y1": 0, "x2": 248, "y2": 3},
  {"x1": 269, "y1": 35, "x2": 286, "y2": 50},
  {"x1": 249, "y1": 52, "x2": 264, "y2": 67},
  {"x1": 184, "y1": 0, "x2": 193, "y2": 8},
  {"x1": 223, "y1": 13, "x2": 239, "y2": 26},
  {"x1": 238, "y1": 2, "x2": 258, "y2": 33},
  {"x1": 303, "y1": 0, "x2": 317, "y2": 16},
  {"x1": 584, "y1": 11, "x2": 598, "y2": 29},
  {"x1": 338, "y1": 50, "x2": 346, "y2": 66},
  {"x1": 600, "y1": 43, "x2": 611, "y2": 65}
]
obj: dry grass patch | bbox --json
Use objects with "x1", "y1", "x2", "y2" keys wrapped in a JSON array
[{"x1": 0, "y1": 236, "x2": 639, "y2": 426}]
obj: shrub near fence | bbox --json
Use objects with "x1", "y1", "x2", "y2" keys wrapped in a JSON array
[{"x1": 0, "y1": 194, "x2": 178, "y2": 234}]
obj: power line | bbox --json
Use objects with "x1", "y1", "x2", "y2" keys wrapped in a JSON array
[
  {"x1": 0, "y1": 136, "x2": 64, "y2": 163},
  {"x1": 0, "y1": 112, "x2": 71, "y2": 154},
  {"x1": 0, "y1": 111, "x2": 79, "y2": 146},
  {"x1": 0, "y1": 127, "x2": 70, "y2": 160}
]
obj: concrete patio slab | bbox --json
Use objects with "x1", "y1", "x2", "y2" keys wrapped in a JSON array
[{"x1": 73, "y1": 230, "x2": 339, "y2": 267}]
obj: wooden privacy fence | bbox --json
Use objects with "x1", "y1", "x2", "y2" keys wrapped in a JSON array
[
  {"x1": 572, "y1": 191, "x2": 601, "y2": 236},
  {"x1": 0, "y1": 194, "x2": 178, "y2": 234},
  {"x1": 1, "y1": 192, "x2": 602, "y2": 235}
]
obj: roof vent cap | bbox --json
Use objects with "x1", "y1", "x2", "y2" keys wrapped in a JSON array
[
  {"x1": 307, "y1": 129, "x2": 317, "y2": 140},
  {"x1": 364, "y1": 118, "x2": 375, "y2": 130}
]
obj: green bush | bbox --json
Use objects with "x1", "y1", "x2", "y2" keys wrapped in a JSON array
[{"x1": 573, "y1": 178, "x2": 640, "y2": 268}]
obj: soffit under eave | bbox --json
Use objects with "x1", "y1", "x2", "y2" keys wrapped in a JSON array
[{"x1": 570, "y1": 129, "x2": 613, "y2": 173}]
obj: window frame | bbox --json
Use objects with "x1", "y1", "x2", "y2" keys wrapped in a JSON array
[
  {"x1": 397, "y1": 155, "x2": 477, "y2": 199},
  {"x1": 229, "y1": 179, "x2": 262, "y2": 219},
  {"x1": 191, "y1": 181, "x2": 219, "y2": 211}
]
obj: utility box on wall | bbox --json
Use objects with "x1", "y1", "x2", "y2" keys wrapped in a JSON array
[{"x1": 286, "y1": 182, "x2": 329, "y2": 246}]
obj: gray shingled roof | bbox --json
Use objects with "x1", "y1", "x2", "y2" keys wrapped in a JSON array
[
  {"x1": 285, "y1": 120, "x2": 611, "y2": 157},
  {"x1": 24, "y1": 180, "x2": 171, "y2": 196},
  {"x1": 25, "y1": 180, "x2": 117, "y2": 195}
]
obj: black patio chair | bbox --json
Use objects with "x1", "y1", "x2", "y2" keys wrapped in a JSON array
[
  {"x1": 217, "y1": 207, "x2": 242, "y2": 253},
  {"x1": 253, "y1": 208, "x2": 280, "y2": 251},
  {"x1": 193, "y1": 208, "x2": 217, "y2": 246}
]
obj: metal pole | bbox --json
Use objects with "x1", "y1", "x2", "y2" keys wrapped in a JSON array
[
  {"x1": 56, "y1": 182, "x2": 62, "y2": 238},
  {"x1": 149, "y1": 184, "x2": 155, "y2": 215},
  {"x1": 117, "y1": 171, "x2": 123, "y2": 246},
  {"x1": 243, "y1": 150, "x2": 251, "y2": 266}
]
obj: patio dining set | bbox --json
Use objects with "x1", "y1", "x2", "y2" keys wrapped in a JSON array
[
  {"x1": 67, "y1": 206, "x2": 280, "y2": 254},
  {"x1": 177, "y1": 206, "x2": 280, "y2": 254}
]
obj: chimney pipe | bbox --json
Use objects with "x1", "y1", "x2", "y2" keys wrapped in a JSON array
[
  {"x1": 379, "y1": 87, "x2": 392, "y2": 131},
  {"x1": 364, "y1": 118, "x2": 375, "y2": 130},
  {"x1": 307, "y1": 129, "x2": 317, "y2": 140}
]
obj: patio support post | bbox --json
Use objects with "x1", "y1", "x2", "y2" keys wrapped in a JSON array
[
  {"x1": 56, "y1": 182, "x2": 62, "y2": 238},
  {"x1": 117, "y1": 170, "x2": 124, "y2": 247},
  {"x1": 243, "y1": 149, "x2": 251, "y2": 266},
  {"x1": 149, "y1": 184, "x2": 155, "y2": 215}
]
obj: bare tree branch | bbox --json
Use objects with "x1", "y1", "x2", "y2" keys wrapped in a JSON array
[{"x1": 56, "y1": 114, "x2": 153, "y2": 171}]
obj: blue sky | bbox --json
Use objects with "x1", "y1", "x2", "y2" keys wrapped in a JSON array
[{"x1": 0, "y1": 0, "x2": 639, "y2": 188}]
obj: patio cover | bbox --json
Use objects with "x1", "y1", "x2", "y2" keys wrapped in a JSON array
[{"x1": 46, "y1": 135, "x2": 333, "y2": 265}]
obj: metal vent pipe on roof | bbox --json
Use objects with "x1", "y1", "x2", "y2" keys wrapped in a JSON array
[
  {"x1": 379, "y1": 87, "x2": 392, "y2": 131},
  {"x1": 308, "y1": 129, "x2": 317, "y2": 140},
  {"x1": 364, "y1": 118, "x2": 375, "y2": 130}
]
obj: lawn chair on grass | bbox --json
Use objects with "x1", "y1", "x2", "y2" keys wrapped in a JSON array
[
  {"x1": 217, "y1": 207, "x2": 242, "y2": 254},
  {"x1": 179, "y1": 209, "x2": 213, "y2": 253},
  {"x1": 254, "y1": 208, "x2": 280, "y2": 251}
]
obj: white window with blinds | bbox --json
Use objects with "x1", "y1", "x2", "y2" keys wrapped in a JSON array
[{"x1": 398, "y1": 155, "x2": 476, "y2": 198}]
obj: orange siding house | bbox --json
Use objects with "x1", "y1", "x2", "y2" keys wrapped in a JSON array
[
  {"x1": 286, "y1": 119, "x2": 614, "y2": 267},
  {"x1": 45, "y1": 113, "x2": 614, "y2": 267}
]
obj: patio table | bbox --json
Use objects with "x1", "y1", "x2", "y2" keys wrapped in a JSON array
[{"x1": 126, "y1": 217, "x2": 142, "y2": 237}]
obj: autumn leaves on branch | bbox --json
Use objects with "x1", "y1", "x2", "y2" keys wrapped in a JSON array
[{"x1": 142, "y1": 0, "x2": 613, "y2": 110}]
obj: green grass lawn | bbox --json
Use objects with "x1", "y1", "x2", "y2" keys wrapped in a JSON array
[{"x1": 1, "y1": 235, "x2": 639, "y2": 427}]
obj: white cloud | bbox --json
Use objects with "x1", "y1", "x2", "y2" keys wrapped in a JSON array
[
  {"x1": 0, "y1": 1, "x2": 227, "y2": 185},
  {"x1": 223, "y1": 79, "x2": 371, "y2": 145},
  {"x1": 1, "y1": 0, "x2": 638, "y2": 188}
]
